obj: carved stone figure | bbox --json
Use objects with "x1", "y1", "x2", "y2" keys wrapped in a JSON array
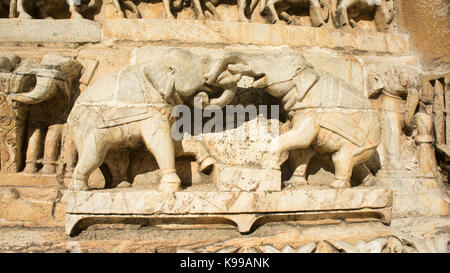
[
  {"x1": 335, "y1": 0, "x2": 395, "y2": 31},
  {"x1": 111, "y1": 0, "x2": 142, "y2": 18},
  {"x1": 260, "y1": 0, "x2": 329, "y2": 26},
  {"x1": 192, "y1": 0, "x2": 256, "y2": 22},
  {"x1": 367, "y1": 67, "x2": 420, "y2": 170},
  {"x1": 12, "y1": 0, "x2": 97, "y2": 19},
  {"x1": 8, "y1": 54, "x2": 82, "y2": 175},
  {"x1": 207, "y1": 51, "x2": 381, "y2": 188},
  {"x1": 0, "y1": 54, "x2": 24, "y2": 173},
  {"x1": 67, "y1": 48, "x2": 244, "y2": 193}
]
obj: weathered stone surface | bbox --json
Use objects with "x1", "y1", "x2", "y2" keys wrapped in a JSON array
[
  {"x1": 102, "y1": 19, "x2": 409, "y2": 54},
  {"x1": 0, "y1": 19, "x2": 101, "y2": 43},
  {"x1": 64, "y1": 186, "x2": 392, "y2": 214},
  {"x1": 212, "y1": 164, "x2": 281, "y2": 192}
]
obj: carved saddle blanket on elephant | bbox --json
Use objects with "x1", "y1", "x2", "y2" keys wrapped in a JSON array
[
  {"x1": 72, "y1": 64, "x2": 173, "y2": 129},
  {"x1": 292, "y1": 70, "x2": 379, "y2": 148}
]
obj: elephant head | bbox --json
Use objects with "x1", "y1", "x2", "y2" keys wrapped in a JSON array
[
  {"x1": 9, "y1": 54, "x2": 82, "y2": 105},
  {"x1": 367, "y1": 67, "x2": 420, "y2": 131}
]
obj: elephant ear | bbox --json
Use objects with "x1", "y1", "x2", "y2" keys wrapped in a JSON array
[{"x1": 294, "y1": 68, "x2": 320, "y2": 101}]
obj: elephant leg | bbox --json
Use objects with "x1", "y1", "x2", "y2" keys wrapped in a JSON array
[
  {"x1": 269, "y1": 115, "x2": 319, "y2": 169},
  {"x1": 309, "y1": 0, "x2": 325, "y2": 27},
  {"x1": 41, "y1": 124, "x2": 64, "y2": 175},
  {"x1": 67, "y1": 0, "x2": 83, "y2": 19},
  {"x1": 288, "y1": 148, "x2": 316, "y2": 186},
  {"x1": 112, "y1": 0, "x2": 125, "y2": 18},
  {"x1": 279, "y1": 10, "x2": 293, "y2": 24},
  {"x1": 23, "y1": 127, "x2": 44, "y2": 174},
  {"x1": 330, "y1": 148, "x2": 354, "y2": 189},
  {"x1": 205, "y1": 1, "x2": 222, "y2": 21},
  {"x1": 16, "y1": 0, "x2": 32, "y2": 18},
  {"x1": 192, "y1": 0, "x2": 206, "y2": 20},
  {"x1": 176, "y1": 138, "x2": 216, "y2": 173},
  {"x1": 163, "y1": 0, "x2": 176, "y2": 19},
  {"x1": 237, "y1": 0, "x2": 249, "y2": 22},
  {"x1": 9, "y1": 0, "x2": 17, "y2": 18},
  {"x1": 141, "y1": 117, "x2": 181, "y2": 193},
  {"x1": 264, "y1": 0, "x2": 282, "y2": 23},
  {"x1": 352, "y1": 163, "x2": 376, "y2": 186},
  {"x1": 69, "y1": 132, "x2": 109, "y2": 191},
  {"x1": 123, "y1": 1, "x2": 141, "y2": 18},
  {"x1": 104, "y1": 149, "x2": 130, "y2": 188},
  {"x1": 335, "y1": 0, "x2": 357, "y2": 28},
  {"x1": 63, "y1": 125, "x2": 77, "y2": 178},
  {"x1": 380, "y1": 110, "x2": 403, "y2": 170}
]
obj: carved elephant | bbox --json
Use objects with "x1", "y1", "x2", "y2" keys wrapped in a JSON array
[
  {"x1": 260, "y1": 0, "x2": 329, "y2": 26},
  {"x1": 207, "y1": 51, "x2": 381, "y2": 188},
  {"x1": 9, "y1": 54, "x2": 82, "y2": 175},
  {"x1": 67, "y1": 48, "x2": 244, "y2": 193},
  {"x1": 335, "y1": 0, "x2": 395, "y2": 31},
  {"x1": 366, "y1": 66, "x2": 420, "y2": 170},
  {"x1": 11, "y1": 0, "x2": 97, "y2": 19}
]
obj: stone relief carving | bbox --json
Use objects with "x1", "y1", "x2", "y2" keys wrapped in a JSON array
[
  {"x1": 0, "y1": 54, "x2": 32, "y2": 173},
  {"x1": 6, "y1": 0, "x2": 98, "y2": 19},
  {"x1": 0, "y1": 0, "x2": 397, "y2": 33},
  {"x1": 367, "y1": 66, "x2": 420, "y2": 171},
  {"x1": 176, "y1": 235, "x2": 450, "y2": 253},
  {"x1": 67, "y1": 48, "x2": 241, "y2": 192},
  {"x1": 335, "y1": 0, "x2": 395, "y2": 31},
  {"x1": 192, "y1": 0, "x2": 257, "y2": 22},
  {"x1": 205, "y1": 51, "x2": 381, "y2": 188},
  {"x1": 260, "y1": 0, "x2": 329, "y2": 26},
  {"x1": 7, "y1": 54, "x2": 82, "y2": 176}
]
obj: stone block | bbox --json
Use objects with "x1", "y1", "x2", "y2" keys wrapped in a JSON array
[
  {"x1": 212, "y1": 164, "x2": 281, "y2": 192},
  {"x1": 0, "y1": 19, "x2": 101, "y2": 43}
]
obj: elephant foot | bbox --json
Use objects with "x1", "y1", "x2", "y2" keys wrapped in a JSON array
[
  {"x1": 116, "y1": 181, "x2": 132, "y2": 188},
  {"x1": 166, "y1": 14, "x2": 176, "y2": 20},
  {"x1": 239, "y1": 16, "x2": 249, "y2": 23},
  {"x1": 71, "y1": 12, "x2": 84, "y2": 19},
  {"x1": 18, "y1": 13, "x2": 33, "y2": 19},
  {"x1": 40, "y1": 164, "x2": 57, "y2": 175},
  {"x1": 287, "y1": 175, "x2": 308, "y2": 186},
  {"x1": 23, "y1": 163, "x2": 39, "y2": 174},
  {"x1": 159, "y1": 171, "x2": 181, "y2": 193},
  {"x1": 330, "y1": 179, "x2": 351, "y2": 189},
  {"x1": 68, "y1": 179, "x2": 89, "y2": 191},
  {"x1": 361, "y1": 174, "x2": 376, "y2": 187},
  {"x1": 199, "y1": 157, "x2": 216, "y2": 173}
]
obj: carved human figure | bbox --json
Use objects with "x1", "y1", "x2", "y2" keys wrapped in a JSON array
[
  {"x1": 367, "y1": 67, "x2": 420, "y2": 170},
  {"x1": 67, "y1": 48, "x2": 245, "y2": 193},
  {"x1": 206, "y1": 51, "x2": 381, "y2": 188},
  {"x1": 335, "y1": 0, "x2": 395, "y2": 31},
  {"x1": 12, "y1": 0, "x2": 97, "y2": 19},
  {"x1": 8, "y1": 54, "x2": 82, "y2": 175},
  {"x1": 260, "y1": 0, "x2": 329, "y2": 26}
]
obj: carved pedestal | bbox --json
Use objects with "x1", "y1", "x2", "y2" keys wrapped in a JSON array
[
  {"x1": 212, "y1": 164, "x2": 281, "y2": 192},
  {"x1": 64, "y1": 186, "x2": 392, "y2": 236}
]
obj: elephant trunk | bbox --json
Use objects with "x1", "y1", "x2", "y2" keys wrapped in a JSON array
[
  {"x1": 10, "y1": 73, "x2": 58, "y2": 104},
  {"x1": 404, "y1": 87, "x2": 420, "y2": 130}
]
